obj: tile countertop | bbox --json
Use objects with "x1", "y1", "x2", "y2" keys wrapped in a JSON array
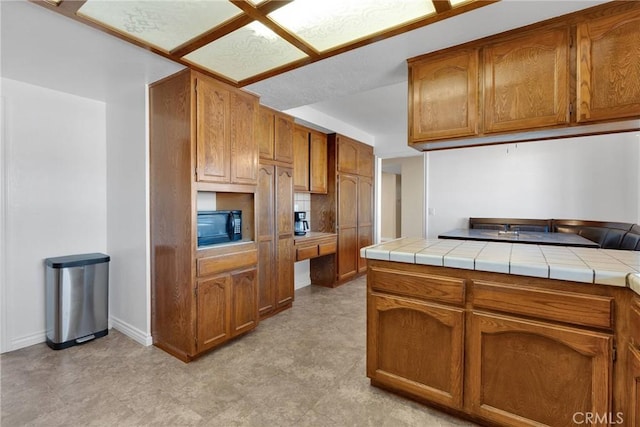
[{"x1": 361, "y1": 238, "x2": 640, "y2": 295}]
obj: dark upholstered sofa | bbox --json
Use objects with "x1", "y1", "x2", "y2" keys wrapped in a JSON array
[{"x1": 469, "y1": 218, "x2": 640, "y2": 250}]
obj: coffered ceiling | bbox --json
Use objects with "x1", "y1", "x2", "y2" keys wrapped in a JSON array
[{"x1": 36, "y1": 0, "x2": 495, "y2": 86}]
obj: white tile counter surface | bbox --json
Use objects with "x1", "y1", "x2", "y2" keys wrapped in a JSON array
[{"x1": 362, "y1": 238, "x2": 640, "y2": 295}]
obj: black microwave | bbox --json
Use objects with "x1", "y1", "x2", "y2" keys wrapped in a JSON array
[{"x1": 197, "y1": 210, "x2": 242, "y2": 246}]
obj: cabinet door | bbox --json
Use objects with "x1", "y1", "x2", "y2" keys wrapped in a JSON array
[
  {"x1": 274, "y1": 112, "x2": 294, "y2": 164},
  {"x1": 338, "y1": 227, "x2": 358, "y2": 281},
  {"x1": 337, "y1": 136, "x2": 359, "y2": 175},
  {"x1": 409, "y1": 49, "x2": 479, "y2": 141},
  {"x1": 230, "y1": 91, "x2": 258, "y2": 185},
  {"x1": 357, "y1": 176, "x2": 373, "y2": 273},
  {"x1": 469, "y1": 311, "x2": 612, "y2": 427},
  {"x1": 577, "y1": 7, "x2": 640, "y2": 123},
  {"x1": 483, "y1": 27, "x2": 570, "y2": 133},
  {"x1": 358, "y1": 226, "x2": 372, "y2": 273},
  {"x1": 276, "y1": 166, "x2": 294, "y2": 237},
  {"x1": 629, "y1": 345, "x2": 640, "y2": 427},
  {"x1": 309, "y1": 130, "x2": 327, "y2": 194},
  {"x1": 196, "y1": 78, "x2": 230, "y2": 183},
  {"x1": 338, "y1": 174, "x2": 358, "y2": 228},
  {"x1": 367, "y1": 294, "x2": 464, "y2": 409},
  {"x1": 257, "y1": 107, "x2": 275, "y2": 160},
  {"x1": 196, "y1": 275, "x2": 231, "y2": 352},
  {"x1": 357, "y1": 144, "x2": 374, "y2": 178},
  {"x1": 257, "y1": 164, "x2": 275, "y2": 318},
  {"x1": 276, "y1": 237, "x2": 294, "y2": 308},
  {"x1": 293, "y1": 126, "x2": 310, "y2": 191},
  {"x1": 230, "y1": 268, "x2": 258, "y2": 337}
]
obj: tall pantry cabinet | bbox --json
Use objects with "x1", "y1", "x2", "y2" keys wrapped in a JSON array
[
  {"x1": 150, "y1": 69, "x2": 259, "y2": 362},
  {"x1": 311, "y1": 134, "x2": 374, "y2": 285},
  {"x1": 256, "y1": 106, "x2": 295, "y2": 319}
]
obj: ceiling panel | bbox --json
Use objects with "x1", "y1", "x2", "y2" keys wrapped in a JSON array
[
  {"x1": 268, "y1": 0, "x2": 437, "y2": 52},
  {"x1": 183, "y1": 21, "x2": 308, "y2": 82},
  {"x1": 77, "y1": 0, "x2": 244, "y2": 52}
]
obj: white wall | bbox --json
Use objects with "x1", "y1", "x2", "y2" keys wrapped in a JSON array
[
  {"x1": 381, "y1": 173, "x2": 398, "y2": 240},
  {"x1": 104, "y1": 84, "x2": 152, "y2": 345},
  {"x1": 0, "y1": 78, "x2": 107, "y2": 352},
  {"x1": 401, "y1": 156, "x2": 425, "y2": 238},
  {"x1": 426, "y1": 133, "x2": 640, "y2": 238}
]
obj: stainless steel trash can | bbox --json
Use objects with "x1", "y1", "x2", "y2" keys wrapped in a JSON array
[{"x1": 45, "y1": 253, "x2": 110, "y2": 350}]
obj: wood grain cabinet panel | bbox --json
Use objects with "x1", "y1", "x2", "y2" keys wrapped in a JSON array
[
  {"x1": 230, "y1": 91, "x2": 258, "y2": 185},
  {"x1": 197, "y1": 275, "x2": 231, "y2": 353},
  {"x1": 337, "y1": 136, "x2": 360, "y2": 175},
  {"x1": 577, "y1": 6, "x2": 640, "y2": 123},
  {"x1": 483, "y1": 27, "x2": 570, "y2": 133},
  {"x1": 274, "y1": 113, "x2": 294, "y2": 164},
  {"x1": 257, "y1": 107, "x2": 275, "y2": 160},
  {"x1": 196, "y1": 77, "x2": 231, "y2": 183},
  {"x1": 338, "y1": 227, "x2": 358, "y2": 281},
  {"x1": 469, "y1": 311, "x2": 612, "y2": 427},
  {"x1": 368, "y1": 294, "x2": 464, "y2": 409},
  {"x1": 276, "y1": 237, "x2": 294, "y2": 307},
  {"x1": 293, "y1": 125, "x2": 310, "y2": 191},
  {"x1": 629, "y1": 345, "x2": 640, "y2": 427},
  {"x1": 258, "y1": 107, "x2": 294, "y2": 164},
  {"x1": 408, "y1": 49, "x2": 479, "y2": 142},
  {"x1": 309, "y1": 130, "x2": 328, "y2": 193},
  {"x1": 257, "y1": 163, "x2": 294, "y2": 319},
  {"x1": 231, "y1": 268, "x2": 258, "y2": 336},
  {"x1": 195, "y1": 76, "x2": 258, "y2": 185}
]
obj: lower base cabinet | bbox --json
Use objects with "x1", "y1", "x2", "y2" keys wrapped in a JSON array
[
  {"x1": 469, "y1": 311, "x2": 612, "y2": 427},
  {"x1": 196, "y1": 268, "x2": 257, "y2": 354},
  {"x1": 367, "y1": 293, "x2": 464, "y2": 409},
  {"x1": 365, "y1": 260, "x2": 631, "y2": 427}
]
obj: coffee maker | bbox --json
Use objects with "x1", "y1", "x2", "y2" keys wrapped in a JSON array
[{"x1": 294, "y1": 211, "x2": 309, "y2": 236}]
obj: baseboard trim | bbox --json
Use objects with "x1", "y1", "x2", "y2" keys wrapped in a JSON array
[
  {"x1": 109, "y1": 316, "x2": 152, "y2": 347},
  {"x1": 9, "y1": 330, "x2": 46, "y2": 352}
]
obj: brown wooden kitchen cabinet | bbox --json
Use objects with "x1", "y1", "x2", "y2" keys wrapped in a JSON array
[
  {"x1": 365, "y1": 260, "x2": 628, "y2": 427},
  {"x1": 150, "y1": 69, "x2": 259, "y2": 362},
  {"x1": 293, "y1": 124, "x2": 328, "y2": 193},
  {"x1": 483, "y1": 26, "x2": 570, "y2": 133},
  {"x1": 311, "y1": 134, "x2": 374, "y2": 285},
  {"x1": 368, "y1": 293, "x2": 465, "y2": 409},
  {"x1": 408, "y1": 48, "x2": 479, "y2": 142},
  {"x1": 258, "y1": 106, "x2": 294, "y2": 164},
  {"x1": 256, "y1": 163, "x2": 294, "y2": 319},
  {"x1": 468, "y1": 311, "x2": 611, "y2": 426},
  {"x1": 195, "y1": 74, "x2": 258, "y2": 185},
  {"x1": 576, "y1": 4, "x2": 640, "y2": 124},
  {"x1": 407, "y1": 1, "x2": 640, "y2": 151}
]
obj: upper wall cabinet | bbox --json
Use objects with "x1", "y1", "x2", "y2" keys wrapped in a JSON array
[
  {"x1": 408, "y1": 1, "x2": 640, "y2": 151},
  {"x1": 409, "y1": 49, "x2": 479, "y2": 141},
  {"x1": 258, "y1": 106, "x2": 294, "y2": 164},
  {"x1": 576, "y1": 5, "x2": 640, "y2": 123},
  {"x1": 483, "y1": 27, "x2": 570, "y2": 133},
  {"x1": 196, "y1": 74, "x2": 258, "y2": 185}
]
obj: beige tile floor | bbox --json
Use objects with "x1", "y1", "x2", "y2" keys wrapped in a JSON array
[{"x1": 1, "y1": 276, "x2": 477, "y2": 426}]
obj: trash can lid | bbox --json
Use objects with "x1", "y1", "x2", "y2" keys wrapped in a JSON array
[{"x1": 45, "y1": 253, "x2": 110, "y2": 268}]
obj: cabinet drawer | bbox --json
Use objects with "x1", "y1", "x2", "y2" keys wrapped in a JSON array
[
  {"x1": 297, "y1": 245, "x2": 319, "y2": 261},
  {"x1": 369, "y1": 266, "x2": 465, "y2": 305},
  {"x1": 473, "y1": 281, "x2": 613, "y2": 330},
  {"x1": 318, "y1": 240, "x2": 337, "y2": 256},
  {"x1": 198, "y1": 250, "x2": 257, "y2": 277}
]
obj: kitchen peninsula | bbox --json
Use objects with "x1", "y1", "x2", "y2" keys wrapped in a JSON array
[{"x1": 363, "y1": 238, "x2": 640, "y2": 427}]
